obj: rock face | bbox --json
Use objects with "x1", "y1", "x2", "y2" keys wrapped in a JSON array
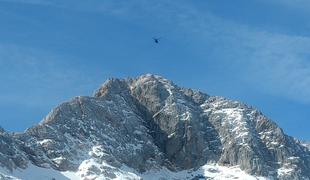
[{"x1": 0, "y1": 74, "x2": 309, "y2": 180}]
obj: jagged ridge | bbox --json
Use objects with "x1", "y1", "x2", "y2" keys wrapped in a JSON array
[{"x1": 0, "y1": 74, "x2": 309, "y2": 180}]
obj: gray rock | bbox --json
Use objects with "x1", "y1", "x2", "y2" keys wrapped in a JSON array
[{"x1": 0, "y1": 74, "x2": 309, "y2": 180}]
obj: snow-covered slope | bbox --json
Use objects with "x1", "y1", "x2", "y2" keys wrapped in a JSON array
[
  {"x1": 0, "y1": 74, "x2": 309, "y2": 180},
  {"x1": 0, "y1": 163, "x2": 268, "y2": 180},
  {"x1": 302, "y1": 141, "x2": 310, "y2": 150}
]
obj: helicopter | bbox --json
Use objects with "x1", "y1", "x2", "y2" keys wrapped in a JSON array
[{"x1": 153, "y1": 37, "x2": 161, "y2": 44}]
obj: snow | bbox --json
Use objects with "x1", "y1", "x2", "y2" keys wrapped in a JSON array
[
  {"x1": 277, "y1": 166, "x2": 294, "y2": 177},
  {"x1": 165, "y1": 86, "x2": 173, "y2": 95},
  {"x1": 76, "y1": 158, "x2": 140, "y2": 180},
  {"x1": 0, "y1": 163, "x2": 269, "y2": 180},
  {"x1": 52, "y1": 156, "x2": 66, "y2": 164},
  {"x1": 89, "y1": 146, "x2": 106, "y2": 157},
  {"x1": 181, "y1": 111, "x2": 191, "y2": 121},
  {"x1": 37, "y1": 139, "x2": 53, "y2": 145},
  {"x1": 287, "y1": 156, "x2": 299, "y2": 160},
  {"x1": 168, "y1": 132, "x2": 175, "y2": 138},
  {"x1": 0, "y1": 163, "x2": 78, "y2": 180},
  {"x1": 139, "y1": 164, "x2": 267, "y2": 180},
  {"x1": 201, "y1": 165, "x2": 267, "y2": 180},
  {"x1": 301, "y1": 142, "x2": 310, "y2": 150},
  {"x1": 213, "y1": 108, "x2": 251, "y2": 144}
]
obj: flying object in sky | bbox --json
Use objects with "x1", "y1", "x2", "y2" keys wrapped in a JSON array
[{"x1": 153, "y1": 37, "x2": 161, "y2": 44}]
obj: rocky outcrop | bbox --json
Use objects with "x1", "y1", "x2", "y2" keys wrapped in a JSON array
[
  {"x1": 0, "y1": 74, "x2": 309, "y2": 180},
  {"x1": 0, "y1": 130, "x2": 28, "y2": 172}
]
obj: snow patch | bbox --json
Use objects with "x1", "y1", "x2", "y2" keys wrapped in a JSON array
[
  {"x1": 0, "y1": 163, "x2": 78, "y2": 180},
  {"x1": 278, "y1": 166, "x2": 294, "y2": 177}
]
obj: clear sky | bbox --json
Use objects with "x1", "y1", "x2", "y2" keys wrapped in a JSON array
[{"x1": 0, "y1": 0, "x2": 309, "y2": 140}]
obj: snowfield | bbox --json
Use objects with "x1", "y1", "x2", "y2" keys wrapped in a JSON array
[{"x1": 0, "y1": 163, "x2": 269, "y2": 180}]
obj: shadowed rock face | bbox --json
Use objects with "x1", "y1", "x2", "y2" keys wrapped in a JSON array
[{"x1": 0, "y1": 74, "x2": 309, "y2": 179}]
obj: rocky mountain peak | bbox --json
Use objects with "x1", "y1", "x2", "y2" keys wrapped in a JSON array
[
  {"x1": 0, "y1": 126, "x2": 5, "y2": 134},
  {"x1": 0, "y1": 74, "x2": 309, "y2": 180},
  {"x1": 94, "y1": 78, "x2": 130, "y2": 98}
]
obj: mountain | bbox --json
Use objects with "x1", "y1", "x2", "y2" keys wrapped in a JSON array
[
  {"x1": 302, "y1": 142, "x2": 310, "y2": 150},
  {"x1": 0, "y1": 74, "x2": 309, "y2": 180}
]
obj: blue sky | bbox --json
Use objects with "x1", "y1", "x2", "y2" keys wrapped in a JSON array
[{"x1": 0, "y1": 0, "x2": 309, "y2": 140}]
